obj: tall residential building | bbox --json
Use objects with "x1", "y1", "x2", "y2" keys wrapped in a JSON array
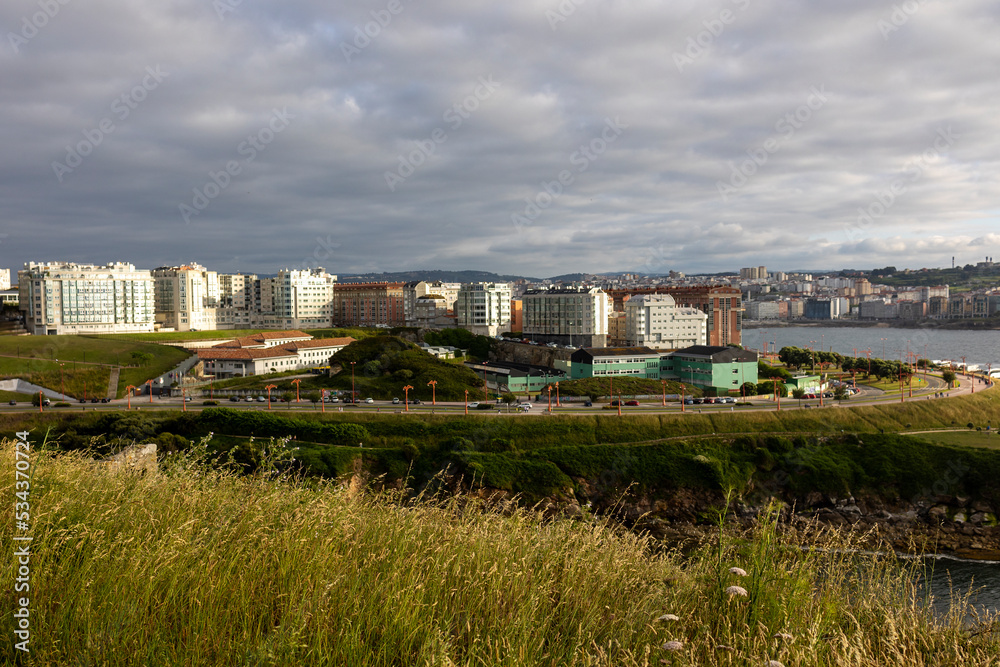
[
  {"x1": 217, "y1": 273, "x2": 257, "y2": 329},
  {"x1": 257, "y1": 268, "x2": 338, "y2": 329},
  {"x1": 333, "y1": 282, "x2": 407, "y2": 327},
  {"x1": 521, "y1": 286, "x2": 609, "y2": 347},
  {"x1": 740, "y1": 266, "x2": 767, "y2": 280},
  {"x1": 0, "y1": 268, "x2": 10, "y2": 290},
  {"x1": 623, "y1": 294, "x2": 707, "y2": 350},
  {"x1": 152, "y1": 264, "x2": 221, "y2": 332},
  {"x1": 18, "y1": 261, "x2": 154, "y2": 335},
  {"x1": 455, "y1": 282, "x2": 511, "y2": 336}
]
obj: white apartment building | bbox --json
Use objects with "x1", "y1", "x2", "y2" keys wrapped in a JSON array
[
  {"x1": 0, "y1": 269, "x2": 10, "y2": 290},
  {"x1": 254, "y1": 268, "x2": 337, "y2": 330},
  {"x1": 217, "y1": 273, "x2": 256, "y2": 328},
  {"x1": 152, "y1": 264, "x2": 221, "y2": 332},
  {"x1": 623, "y1": 294, "x2": 707, "y2": 350},
  {"x1": 521, "y1": 286, "x2": 609, "y2": 347},
  {"x1": 18, "y1": 261, "x2": 155, "y2": 335},
  {"x1": 746, "y1": 301, "x2": 780, "y2": 320},
  {"x1": 456, "y1": 282, "x2": 511, "y2": 336}
]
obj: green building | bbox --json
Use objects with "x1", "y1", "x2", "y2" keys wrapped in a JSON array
[
  {"x1": 660, "y1": 345, "x2": 758, "y2": 395},
  {"x1": 465, "y1": 361, "x2": 566, "y2": 396},
  {"x1": 570, "y1": 347, "x2": 661, "y2": 380}
]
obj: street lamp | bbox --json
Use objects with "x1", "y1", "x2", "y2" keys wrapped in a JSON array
[
  {"x1": 403, "y1": 384, "x2": 413, "y2": 412},
  {"x1": 880, "y1": 337, "x2": 887, "y2": 359},
  {"x1": 265, "y1": 384, "x2": 277, "y2": 410},
  {"x1": 547, "y1": 384, "x2": 552, "y2": 413},
  {"x1": 38, "y1": 391, "x2": 43, "y2": 413},
  {"x1": 680, "y1": 383, "x2": 685, "y2": 412},
  {"x1": 321, "y1": 389, "x2": 326, "y2": 413},
  {"x1": 59, "y1": 362, "x2": 65, "y2": 398},
  {"x1": 661, "y1": 380, "x2": 666, "y2": 407},
  {"x1": 464, "y1": 389, "x2": 469, "y2": 415},
  {"x1": 126, "y1": 385, "x2": 137, "y2": 410},
  {"x1": 427, "y1": 380, "x2": 437, "y2": 406},
  {"x1": 555, "y1": 381, "x2": 561, "y2": 407},
  {"x1": 350, "y1": 361, "x2": 356, "y2": 404},
  {"x1": 291, "y1": 378, "x2": 301, "y2": 403},
  {"x1": 146, "y1": 379, "x2": 154, "y2": 403}
]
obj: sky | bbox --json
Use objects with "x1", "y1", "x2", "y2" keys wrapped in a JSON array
[{"x1": 2, "y1": 0, "x2": 1000, "y2": 278}]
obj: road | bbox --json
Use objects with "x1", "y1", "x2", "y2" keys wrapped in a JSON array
[{"x1": 3, "y1": 373, "x2": 991, "y2": 415}]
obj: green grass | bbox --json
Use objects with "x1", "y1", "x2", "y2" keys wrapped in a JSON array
[
  {"x1": 0, "y1": 390, "x2": 35, "y2": 402},
  {"x1": 904, "y1": 429, "x2": 1000, "y2": 450},
  {"x1": 91, "y1": 327, "x2": 380, "y2": 343},
  {"x1": 3, "y1": 439, "x2": 996, "y2": 666},
  {"x1": 0, "y1": 335, "x2": 191, "y2": 398}
]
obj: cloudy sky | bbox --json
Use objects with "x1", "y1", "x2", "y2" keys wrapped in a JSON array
[{"x1": 2, "y1": 0, "x2": 999, "y2": 277}]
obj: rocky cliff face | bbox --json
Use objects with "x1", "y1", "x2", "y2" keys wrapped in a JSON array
[{"x1": 490, "y1": 340, "x2": 572, "y2": 368}]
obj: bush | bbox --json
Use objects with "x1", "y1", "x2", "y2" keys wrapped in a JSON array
[{"x1": 203, "y1": 400, "x2": 219, "y2": 406}]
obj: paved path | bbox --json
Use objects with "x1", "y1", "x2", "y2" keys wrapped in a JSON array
[{"x1": 106, "y1": 366, "x2": 120, "y2": 400}]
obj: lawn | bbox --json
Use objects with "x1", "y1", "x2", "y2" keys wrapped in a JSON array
[
  {"x1": 903, "y1": 429, "x2": 1000, "y2": 450},
  {"x1": 91, "y1": 327, "x2": 379, "y2": 343},
  {"x1": 0, "y1": 335, "x2": 191, "y2": 398}
]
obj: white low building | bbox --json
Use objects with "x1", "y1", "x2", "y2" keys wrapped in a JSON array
[{"x1": 197, "y1": 330, "x2": 355, "y2": 377}]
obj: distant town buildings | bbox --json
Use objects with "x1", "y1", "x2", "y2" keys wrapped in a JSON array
[
  {"x1": 0, "y1": 268, "x2": 10, "y2": 291},
  {"x1": 197, "y1": 330, "x2": 354, "y2": 377},
  {"x1": 333, "y1": 282, "x2": 406, "y2": 327}
]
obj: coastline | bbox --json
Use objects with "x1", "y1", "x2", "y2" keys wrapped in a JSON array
[{"x1": 744, "y1": 319, "x2": 1000, "y2": 331}]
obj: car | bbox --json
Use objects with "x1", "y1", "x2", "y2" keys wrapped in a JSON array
[
  {"x1": 412, "y1": 398, "x2": 421, "y2": 405},
  {"x1": 364, "y1": 397, "x2": 374, "y2": 404},
  {"x1": 229, "y1": 396, "x2": 240, "y2": 402},
  {"x1": 722, "y1": 397, "x2": 736, "y2": 404},
  {"x1": 467, "y1": 402, "x2": 480, "y2": 408},
  {"x1": 8, "y1": 400, "x2": 16, "y2": 406},
  {"x1": 42, "y1": 399, "x2": 51, "y2": 406},
  {"x1": 823, "y1": 392, "x2": 833, "y2": 398},
  {"x1": 610, "y1": 400, "x2": 622, "y2": 407},
  {"x1": 705, "y1": 398, "x2": 717, "y2": 404},
  {"x1": 257, "y1": 396, "x2": 267, "y2": 402},
  {"x1": 583, "y1": 400, "x2": 593, "y2": 407},
  {"x1": 518, "y1": 402, "x2": 532, "y2": 410},
  {"x1": 100, "y1": 398, "x2": 108, "y2": 403},
  {"x1": 329, "y1": 397, "x2": 340, "y2": 403},
  {"x1": 625, "y1": 400, "x2": 640, "y2": 406},
  {"x1": 184, "y1": 397, "x2": 193, "y2": 402},
  {"x1": 246, "y1": 396, "x2": 254, "y2": 402},
  {"x1": 91, "y1": 398, "x2": 100, "y2": 403},
  {"x1": 79, "y1": 398, "x2": 87, "y2": 404},
  {"x1": 392, "y1": 398, "x2": 400, "y2": 404},
  {"x1": 684, "y1": 398, "x2": 694, "y2": 405}
]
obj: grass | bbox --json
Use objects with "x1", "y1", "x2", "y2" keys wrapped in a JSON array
[
  {"x1": 3, "y1": 439, "x2": 996, "y2": 666},
  {"x1": 91, "y1": 327, "x2": 379, "y2": 342},
  {"x1": 904, "y1": 430, "x2": 1000, "y2": 450},
  {"x1": 0, "y1": 335, "x2": 191, "y2": 398}
]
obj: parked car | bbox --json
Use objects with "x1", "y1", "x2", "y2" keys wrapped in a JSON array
[
  {"x1": 467, "y1": 402, "x2": 480, "y2": 408},
  {"x1": 256, "y1": 396, "x2": 267, "y2": 402},
  {"x1": 91, "y1": 398, "x2": 100, "y2": 403},
  {"x1": 79, "y1": 398, "x2": 87, "y2": 404},
  {"x1": 705, "y1": 398, "x2": 717, "y2": 404},
  {"x1": 229, "y1": 396, "x2": 240, "y2": 402},
  {"x1": 329, "y1": 396, "x2": 340, "y2": 403},
  {"x1": 518, "y1": 403, "x2": 532, "y2": 410},
  {"x1": 246, "y1": 396, "x2": 254, "y2": 402},
  {"x1": 583, "y1": 400, "x2": 593, "y2": 407},
  {"x1": 392, "y1": 398, "x2": 400, "y2": 404},
  {"x1": 412, "y1": 399, "x2": 422, "y2": 405},
  {"x1": 100, "y1": 398, "x2": 108, "y2": 403},
  {"x1": 610, "y1": 400, "x2": 622, "y2": 407},
  {"x1": 625, "y1": 400, "x2": 640, "y2": 406},
  {"x1": 184, "y1": 397, "x2": 193, "y2": 402},
  {"x1": 8, "y1": 400, "x2": 16, "y2": 406},
  {"x1": 364, "y1": 397, "x2": 374, "y2": 404},
  {"x1": 684, "y1": 398, "x2": 694, "y2": 405}
]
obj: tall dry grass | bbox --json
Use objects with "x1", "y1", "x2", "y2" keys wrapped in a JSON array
[{"x1": 2, "y1": 438, "x2": 997, "y2": 666}]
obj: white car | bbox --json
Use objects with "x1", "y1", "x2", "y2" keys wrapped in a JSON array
[
  {"x1": 467, "y1": 402, "x2": 479, "y2": 408},
  {"x1": 245, "y1": 396, "x2": 254, "y2": 402},
  {"x1": 518, "y1": 403, "x2": 532, "y2": 410},
  {"x1": 365, "y1": 397, "x2": 374, "y2": 403}
]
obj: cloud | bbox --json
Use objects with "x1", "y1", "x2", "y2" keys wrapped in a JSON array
[{"x1": 1, "y1": 0, "x2": 999, "y2": 277}]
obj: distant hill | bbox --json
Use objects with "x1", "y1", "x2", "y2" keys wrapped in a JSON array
[{"x1": 339, "y1": 270, "x2": 541, "y2": 283}]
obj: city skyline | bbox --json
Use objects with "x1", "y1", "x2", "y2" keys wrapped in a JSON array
[{"x1": 3, "y1": 2, "x2": 1000, "y2": 276}]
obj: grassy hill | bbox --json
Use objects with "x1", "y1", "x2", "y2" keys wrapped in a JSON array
[
  {"x1": 0, "y1": 335, "x2": 190, "y2": 398},
  {"x1": 3, "y1": 438, "x2": 995, "y2": 665}
]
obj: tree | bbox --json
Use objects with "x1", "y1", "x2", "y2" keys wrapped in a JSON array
[
  {"x1": 792, "y1": 388, "x2": 806, "y2": 404},
  {"x1": 740, "y1": 381, "x2": 757, "y2": 396},
  {"x1": 834, "y1": 386, "x2": 848, "y2": 400},
  {"x1": 306, "y1": 391, "x2": 321, "y2": 407},
  {"x1": 942, "y1": 370, "x2": 957, "y2": 387},
  {"x1": 130, "y1": 351, "x2": 154, "y2": 366}
]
